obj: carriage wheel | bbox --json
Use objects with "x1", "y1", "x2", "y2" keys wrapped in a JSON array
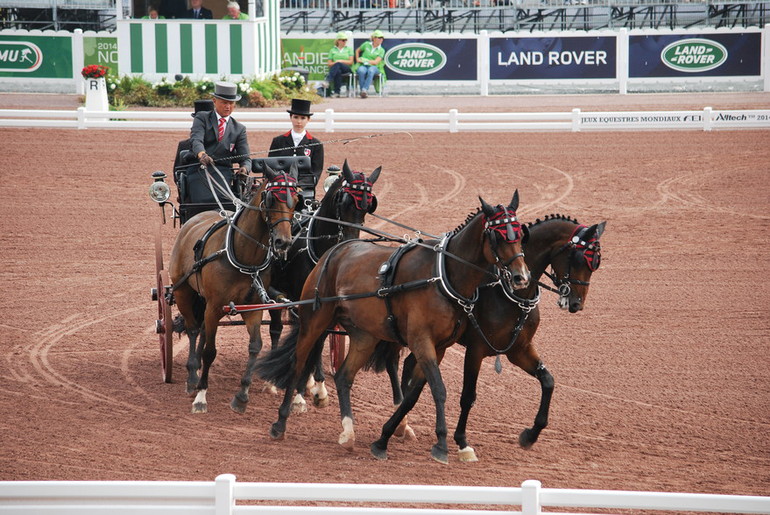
[
  {"x1": 329, "y1": 325, "x2": 347, "y2": 374},
  {"x1": 157, "y1": 269, "x2": 174, "y2": 383}
]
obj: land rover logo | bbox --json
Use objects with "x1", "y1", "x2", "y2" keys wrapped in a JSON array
[
  {"x1": 0, "y1": 41, "x2": 43, "y2": 72},
  {"x1": 661, "y1": 38, "x2": 727, "y2": 73},
  {"x1": 384, "y1": 43, "x2": 446, "y2": 76}
]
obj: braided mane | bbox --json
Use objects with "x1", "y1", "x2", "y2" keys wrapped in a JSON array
[
  {"x1": 451, "y1": 207, "x2": 482, "y2": 235},
  {"x1": 527, "y1": 213, "x2": 579, "y2": 228}
]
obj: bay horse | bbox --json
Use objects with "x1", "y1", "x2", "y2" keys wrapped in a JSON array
[
  {"x1": 396, "y1": 214, "x2": 606, "y2": 461},
  {"x1": 229, "y1": 160, "x2": 381, "y2": 413},
  {"x1": 169, "y1": 164, "x2": 299, "y2": 413},
  {"x1": 256, "y1": 192, "x2": 531, "y2": 464}
]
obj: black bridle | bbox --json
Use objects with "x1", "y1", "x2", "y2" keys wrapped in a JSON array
[{"x1": 540, "y1": 224, "x2": 600, "y2": 297}]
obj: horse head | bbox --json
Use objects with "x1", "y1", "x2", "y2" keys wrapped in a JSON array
[
  {"x1": 480, "y1": 190, "x2": 530, "y2": 291},
  {"x1": 550, "y1": 220, "x2": 606, "y2": 312},
  {"x1": 261, "y1": 164, "x2": 300, "y2": 260},
  {"x1": 335, "y1": 159, "x2": 381, "y2": 240}
]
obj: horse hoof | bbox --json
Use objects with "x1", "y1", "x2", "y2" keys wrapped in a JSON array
[
  {"x1": 431, "y1": 445, "x2": 449, "y2": 465},
  {"x1": 291, "y1": 400, "x2": 308, "y2": 414},
  {"x1": 518, "y1": 428, "x2": 537, "y2": 450},
  {"x1": 186, "y1": 384, "x2": 197, "y2": 396},
  {"x1": 269, "y1": 424, "x2": 285, "y2": 440},
  {"x1": 395, "y1": 425, "x2": 416, "y2": 442},
  {"x1": 370, "y1": 442, "x2": 388, "y2": 461},
  {"x1": 338, "y1": 433, "x2": 355, "y2": 451},
  {"x1": 191, "y1": 402, "x2": 207, "y2": 414},
  {"x1": 262, "y1": 382, "x2": 279, "y2": 395},
  {"x1": 230, "y1": 396, "x2": 248, "y2": 414},
  {"x1": 458, "y1": 446, "x2": 478, "y2": 462},
  {"x1": 313, "y1": 394, "x2": 330, "y2": 408}
]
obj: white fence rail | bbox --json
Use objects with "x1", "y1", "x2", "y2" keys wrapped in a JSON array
[
  {"x1": 2, "y1": 475, "x2": 770, "y2": 514},
  {"x1": 1, "y1": 107, "x2": 769, "y2": 131}
]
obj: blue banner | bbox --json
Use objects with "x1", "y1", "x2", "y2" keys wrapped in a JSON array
[
  {"x1": 629, "y1": 33, "x2": 761, "y2": 77},
  {"x1": 353, "y1": 38, "x2": 477, "y2": 81},
  {"x1": 489, "y1": 36, "x2": 616, "y2": 80}
]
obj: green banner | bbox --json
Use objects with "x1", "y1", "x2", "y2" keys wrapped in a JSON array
[
  {"x1": 0, "y1": 35, "x2": 73, "y2": 78},
  {"x1": 84, "y1": 36, "x2": 119, "y2": 75},
  {"x1": 281, "y1": 38, "x2": 335, "y2": 81}
]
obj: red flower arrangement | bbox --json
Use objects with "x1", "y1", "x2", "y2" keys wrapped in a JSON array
[{"x1": 81, "y1": 64, "x2": 109, "y2": 79}]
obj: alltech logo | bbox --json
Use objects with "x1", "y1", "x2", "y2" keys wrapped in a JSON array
[
  {"x1": 661, "y1": 38, "x2": 727, "y2": 72},
  {"x1": 384, "y1": 43, "x2": 446, "y2": 76},
  {"x1": 0, "y1": 41, "x2": 43, "y2": 72}
]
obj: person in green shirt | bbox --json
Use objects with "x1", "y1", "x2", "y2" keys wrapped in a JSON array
[
  {"x1": 223, "y1": 1, "x2": 249, "y2": 19},
  {"x1": 325, "y1": 32, "x2": 354, "y2": 98},
  {"x1": 354, "y1": 30, "x2": 386, "y2": 98},
  {"x1": 141, "y1": 7, "x2": 165, "y2": 18}
]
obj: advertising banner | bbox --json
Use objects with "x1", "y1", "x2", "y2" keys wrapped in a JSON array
[
  {"x1": 356, "y1": 38, "x2": 477, "y2": 81},
  {"x1": 0, "y1": 35, "x2": 73, "y2": 78},
  {"x1": 280, "y1": 38, "x2": 335, "y2": 81},
  {"x1": 490, "y1": 36, "x2": 616, "y2": 80},
  {"x1": 628, "y1": 32, "x2": 761, "y2": 77},
  {"x1": 84, "y1": 36, "x2": 119, "y2": 75}
]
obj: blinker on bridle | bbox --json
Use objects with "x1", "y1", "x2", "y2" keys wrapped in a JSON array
[
  {"x1": 341, "y1": 174, "x2": 375, "y2": 212},
  {"x1": 483, "y1": 206, "x2": 524, "y2": 269},
  {"x1": 262, "y1": 173, "x2": 299, "y2": 229},
  {"x1": 544, "y1": 224, "x2": 601, "y2": 296}
]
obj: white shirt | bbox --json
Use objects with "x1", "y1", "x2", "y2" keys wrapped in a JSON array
[{"x1": 290, "y1": 130, "x2": 306, "y2": 147}]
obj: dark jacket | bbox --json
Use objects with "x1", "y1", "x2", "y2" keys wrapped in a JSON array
[
  {"x1": 268, "y1": 131, "x2": 324, "y2": 196},
  {"x1": 185, "y1": 7, "x2": 213, "y2": 19}
]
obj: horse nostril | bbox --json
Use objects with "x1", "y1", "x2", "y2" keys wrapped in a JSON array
[{"x1": 274, "y1": 238, "x2": 287, "y2": 250}]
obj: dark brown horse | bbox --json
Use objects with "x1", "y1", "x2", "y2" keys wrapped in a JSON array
[
  {"x1": 229, "y1": 160, "x2": 381, "y2": 413},
  {"x1": 169, "y1": 165, "x2": 299, "y2": 413},
  {"x1": 256, "y1": 192, "x2": 530, "y2": 464},
  {"x1": 398, "y1": 214, "x2": 606, "y2": 461}
]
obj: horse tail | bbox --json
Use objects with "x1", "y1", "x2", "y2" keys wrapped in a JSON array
[
  {"x1": 364, "y1": 340, "x2": 402, "y2": 373},
  {"x1": 255, "y1": 324, "x2": 300, "y2": 390}
]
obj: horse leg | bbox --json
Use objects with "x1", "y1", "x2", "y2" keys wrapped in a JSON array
[
  {"x1": 230, "y1": 312, "x2": 264, "y2": 414},
  {"x1": 174, "y1": 285, "x2": 203, "y2": 395},
  {"x1": 454, "y1": 347, "x2": 485, "y2": 462},
  {"x1": 333, "y1": 336, "x2": 376, "y2": 451},
  {"x1": 308, "y1": 352, "x2": 329, "y2": 408},
  {"x1": 191, "y1": 310, "x2": 220, "y2": 413},
  {"x1": 518, "y1": 357, "x2": 554, "y2": 450},
  {"x1": 268, "y1": 308, "x2": 283, "y2": 350},
  {"x1": 370, "y1": 373, "x2": 427, "y2": 461},
  {"x1": 387, "y1": 350, "x2": 415, "y2": 441},
  {"x1": 185, "y1": 326, "x2": 201, "y2": 395}
]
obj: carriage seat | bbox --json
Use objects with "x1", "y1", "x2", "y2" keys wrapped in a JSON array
[{"x1": 252, "y1": 156, "x2": 315, "y2": 209}]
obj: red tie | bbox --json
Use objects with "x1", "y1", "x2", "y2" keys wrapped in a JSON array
[{"x1": 218, "y1": 117, "x2": 226, "y2": 141}]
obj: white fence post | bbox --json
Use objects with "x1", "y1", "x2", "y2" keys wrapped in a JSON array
[
  {"x1": 449, "y1": 108, "x2": 459, "y2": 133},
  {"x1": 571, "y1": 108, "x2": 581, "y2": 132},
  {"x1": 215, "y1": 474, "x2": 236, "y2": 515},
  {"x1": 703, "y1": 106, "x2": 713, "y2": 131},
  {"x1": 521, "y1": 479, "x2": 541, "y2": 515},
  {"x1": 325, "y1": 108, "x2": 335, "y2": 133}
]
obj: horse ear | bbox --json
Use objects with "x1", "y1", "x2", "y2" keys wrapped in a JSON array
[
  {"x1": 479, "y1": 196, "x2": 495, "y2": 217},
  {"x1": 264, "y1": 164, "x2": 278, "y2": 181},
  {"x1": 342, "y1": 160, "x2": 354, "y2": 183},
  {"x1": 584, "y1": 221, "x2": 606, "y2": 240},
  {"x1": 509, "y1": 189, "x2": 520, "y2": 212},
  {"x1": 595, "y1": 221, "x2": 607, "y2": 239},
  {"x1": 289, "y1": 160, "x2": 299, "y2": 180},
  {"x1": 520, "y1": 223, "x2": 529, "y2": 245},
  {"x1": 368, "y1": 166, "x2": 382, "y2": 184}
]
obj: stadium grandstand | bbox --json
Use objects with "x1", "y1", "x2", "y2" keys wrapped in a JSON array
[{"x1": 0, "y1": 0, "x2": 767, "y2": 33}]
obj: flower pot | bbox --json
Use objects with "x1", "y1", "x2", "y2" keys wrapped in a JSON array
[{"x1": 84, "y1": 77, "x2": 109, "y2": 112}]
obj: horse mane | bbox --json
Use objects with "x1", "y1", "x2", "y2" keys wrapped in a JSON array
[
  {"x1": 527, "y1": 213, "x2": 580, "y2": 228},
  {"x1": 451, "y1": 207, "x2": 482, "y2": 235}
]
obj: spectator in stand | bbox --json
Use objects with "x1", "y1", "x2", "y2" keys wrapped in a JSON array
[
  {"x1": 142, "y1": 7, "x2": 165, "y2": 19},
  {"x1": 185, "y1": 0, "x2": 213, "y2": 19},
  {"x1": 223, "y1": 1, "x2": 249, "y2": 19},
  {"x1": 325, "y1": 32, "x2": 354, "y2": 98},
  {"x1": 354, "y1": 30, "x2": 386, "y2": 99}
]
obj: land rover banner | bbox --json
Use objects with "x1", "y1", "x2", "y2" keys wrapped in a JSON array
[
  {"x1": 354, "y1": 38, "x2": 477, "y2": 80},
  {"x1": 489, "y1": 36, "x2": 616, "y2": 80},
  {"x1": 0, "y1": 35, "x2": 73, "y2": 78},
  {"x1": 628, "y1": 32, "x2": 761, "y2": 77}
]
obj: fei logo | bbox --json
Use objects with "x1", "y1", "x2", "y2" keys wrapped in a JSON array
[
  {"x1": 661, "y1": 38, "x2": 727, "y2": 73},
  {"x1": 384, "y1": 43, "x2": 446, "y2": 76},
  {"x1": 0, "y1": 41, "x2": 43, "y2": 72}
]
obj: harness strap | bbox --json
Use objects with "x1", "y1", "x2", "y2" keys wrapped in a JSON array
[
  {"x1": 171, "y1": 219, "x2": 229, "y2": 293},
  {"x1": 379, "y1": 242, "x2": 419, "y2": 346}
]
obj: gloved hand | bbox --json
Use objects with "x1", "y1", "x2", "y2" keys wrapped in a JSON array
[
  {"x1": 199, "y1": 153, "x2": 214, "y2": 167},
  {"x1": 236, "y1": 165, "x2": 249, "y2": 176}
]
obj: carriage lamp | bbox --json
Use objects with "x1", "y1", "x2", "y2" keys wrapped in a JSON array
[
  {"x1": 323, "y1": 165, "x2": 342, "y2": 192},
  {"x1": 149, "y1": 171, "x2": 171, "y2": 203}
]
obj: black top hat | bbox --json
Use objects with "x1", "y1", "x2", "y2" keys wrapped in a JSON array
[
  {"x1": 212, "y1": 81, "x2": 241, "y2": 101},
  {"x1": 287, "y1": 98, "x2": 313, "y2": 117},
  {"x1": 191, "y1": 99, "x2": 214, "y2": 117}
]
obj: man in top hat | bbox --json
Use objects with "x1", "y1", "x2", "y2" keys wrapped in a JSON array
[
  {"x1": 189, "y1": 81, "x2": 251, "y2": 203},
  {"x1": 268, "y1": 98, "x2": 324, "y2": 201}
]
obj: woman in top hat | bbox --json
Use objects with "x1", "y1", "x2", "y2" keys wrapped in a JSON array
[
  {"x1": 268, "y1": 98, "x2": 324, "y2": 200},
  {"x1": 325, "y1": 32, "x2": 354, "y2": 98},
  {"x1": 188, "y1": 81, "x2": 252, "y2": 202}
]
